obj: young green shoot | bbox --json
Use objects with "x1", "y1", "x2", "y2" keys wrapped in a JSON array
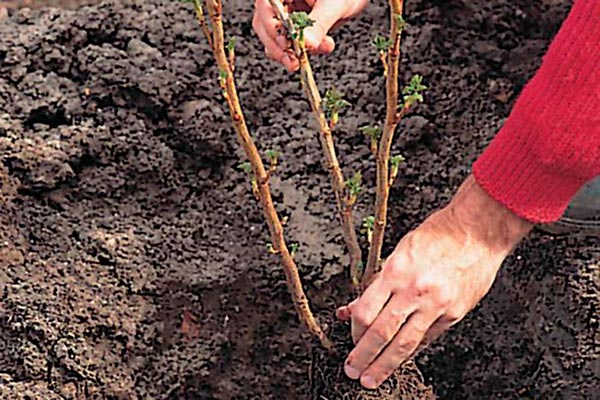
[
  {"x1": 191, "y1": 0, "x2": 333, "y2": 350},
  {"x1": 359, "y1": 125, "x2": 383, "y2": 155},
  {"x1": 362, "y1": 215, "x2": 375, "y2": 244},
  {"x1": 389, "y1": 154, "x2": 406, "y2": 186},
  {"x1": 324, "y1": 88, "x2": 351, "y2": 129},
  {"x1": 345, "y1": 171, "x2": 363, "y2": 206},
  {"x1": 266, "y1": 243, "x2": 279, "y2": 254},
  {"x1": 226, "y1": 37, "x2": 236, "y2": 70},
  {"x1": 373, "y1": 35, "x2": 392, "y2": 76},
  {"x1": 289, "y1": 242, "x2": 300, "y2": 257},
  {"x1": 289, "y1": 11, "x2": 315, "y2": 43},
  {"x1": 239, "y1": 161, "x2": 259, "y2": 199},
  {"x1": 268, "y1": 0, "x2": 363, "y2": 286},
  {"x1": 265, "y1": 149, "x2": 281, "y2": 175},
  {"x1": 395, "y1": 14, "x2": 408, "y2": 32},
  {"x1": 219, "y1": 69, "x2": 229, "y2": 95},
  {"x1": 402, "y1": 74, "x2": 427, "y2": 108}
]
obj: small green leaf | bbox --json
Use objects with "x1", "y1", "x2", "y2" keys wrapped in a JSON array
[
  {"x1": 289, "y1": 242, "x2": 300, "y2": 256},
  {"x1": 345, "y1": 171, "x2": 363, "y2": 197},
  {"x1": 290, "y1": 12, "x2": 315, "y2": 31},
  {"x1": 362, "y1": 216, "x2": 375, "y2": 233},
  {"x1": 226, "y1": 37, "x2": 236, "y2": 52},
  {"x1": 238, "y1": 162, "x2": 252, "y2": 174},
  {"x1": 372, "y1": 35, "x2": 392, "y2": 52},
  {"x1": 395, "y1": 14, "x2": 408, "y2": 31},
  {"x1": 359, "y1": 125, "x2": 382, "y2": 140},
  {"x1": 265, "y1": 149, "x2": 281, "y2": 162},
  {"x1": 324, "y1": 87, "x2": 351, "y2": 123},
  {"x1": 402, "y1": 74, "x2": 427, "y2": 106},
  {"x1": 391, "y1": 154, "x2": 406, "y2": 169},
  {"x1": 219, "y1": 69, "x2": 229, "y2": 80}
]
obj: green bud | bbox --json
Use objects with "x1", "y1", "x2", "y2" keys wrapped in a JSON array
[
  {"x1": 345, "y1": 171, "x2": 363, "y2": 197},
  {"x1": 289, "y1": 242, "x2": 300, "y2": 256},
  {"x1": 238, "y1": 162, "x2": 252, "y2": 175},
  {"x1": 402, "y1": 74, "x2": 427, "y2": 106},
  {"x1": 359, "y1": 125, "x2": 383, "y2": 140},
  {"x1": 372, "y1": 35, "x2": 392, "y2": 53},
  {"x1": 395, "y1": 14, "x2": 408, "y2": 31},
  {"x1": 226, "y1": 37, "x2": 236, "y2": 52},
  {"x1": 391, "y1": 154, "x2": 406, "y2": 169},
  {"x1": 362, "y1": 215, "x2": 375, "y2": 232},
  {"x1": 265, "y1": 149, "x2": 281, "y2": 162},
  {"x1": 290, "y1": 11, "x2": 315, "y2": 31},
  {"x1": 324, "y1": 87, "x2": 351, "y2": 123}
]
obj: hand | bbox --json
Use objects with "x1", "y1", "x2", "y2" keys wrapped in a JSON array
[
  {"x1": 252, "y1": 0, "x2": 369, "y2": 72},
  {"x1": 337, "y1": 175, "x2": 533, "y2": 389}
]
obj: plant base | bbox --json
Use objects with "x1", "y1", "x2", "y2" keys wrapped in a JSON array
[{"x1": 310, "y1": 319, "x2": 435, "y2": 400}]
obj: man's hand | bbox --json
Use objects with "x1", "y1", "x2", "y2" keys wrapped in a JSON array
[
  {"x1": 252, "y1": 0, "x2": 369, "y2": 72},
  {"x1": 337, "y1": 175, "x2": 533, "y2": 389}
]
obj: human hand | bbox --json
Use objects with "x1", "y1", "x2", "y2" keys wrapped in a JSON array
[
  {"x1": 252, "y1": 0, "x2": 369, "y2": 72},
  {"x1": 337, "y1": 175, "x2": 533, "y2": 389}
]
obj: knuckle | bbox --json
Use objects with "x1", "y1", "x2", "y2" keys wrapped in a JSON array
[
  {"x1": 372, "y1": 327, "x2": 392, "y2": 343},
  {"x1": 413, "y1": 276, "x2": 442, "y2": 299},
  {"x1": 397, "y1": 339, "x2": 418, "y2": 355},
  {"x1": 434, "y1": 288, "x2": 453, "y2": 308},
  {"x1": 352, "y1": 311, "x2": 371, "y2": 328}
]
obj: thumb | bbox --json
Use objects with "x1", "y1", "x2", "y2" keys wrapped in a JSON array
[{"x1": 303, "y1": 0, "x2": 347, "y2": 53}]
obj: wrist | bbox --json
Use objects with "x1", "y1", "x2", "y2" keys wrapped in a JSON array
[{"x1": 448, "y1": 175, "x2": 533, "y2": 253}]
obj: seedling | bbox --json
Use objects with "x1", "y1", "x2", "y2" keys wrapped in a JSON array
[
  {"x1": 268, "y1": 0, "x2": 363, "y2": 284},
  {"x1": 189, "y1": 0, "x2": 332, "y2": 349},
  {"x1": 186, "y1": 0, "x2": 425, "y2": 350}
]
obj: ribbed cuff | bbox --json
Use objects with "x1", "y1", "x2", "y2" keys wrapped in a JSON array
[
  {"x1": 473, "y1": 129, "x2": 589, "y2": 224},
  {"x1": 473, "y1": 0, "x2": 600, "y2": 224}
]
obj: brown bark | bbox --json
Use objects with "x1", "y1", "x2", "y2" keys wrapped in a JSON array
[
  {"x1": 268, "y1": 0, "x2": 363, "y2": 287},
  {"x1": 362, "y1": 0, "x2": 405, "y2": 286},
  {"x1": 197, "y1": 0, "x2": 332, "y2": 350}
]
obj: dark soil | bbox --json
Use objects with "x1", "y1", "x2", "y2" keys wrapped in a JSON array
[{"x1": 0, "y1": 0, "x2": 598, "y2": 399}]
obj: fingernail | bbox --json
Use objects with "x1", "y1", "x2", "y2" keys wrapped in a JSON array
[
  {"x1": 361, "y1": 375, "x2": 378, "y2": 389},
  {"x1": 344, "y1": 364, "x2": 361, "y2": 380}
]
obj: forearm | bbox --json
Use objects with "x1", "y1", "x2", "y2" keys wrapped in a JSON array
[{"x1": 473, "y1": 0, "x2": 600, "y2": 223}]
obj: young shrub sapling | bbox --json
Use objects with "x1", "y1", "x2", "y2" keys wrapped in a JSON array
[{"x1": 187, "y1": 0, "x2": 332, "y2": 349}]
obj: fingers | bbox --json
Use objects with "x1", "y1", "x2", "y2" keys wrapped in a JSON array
[
  {"x1": 304, "y1": 0, "x2": 347, "y2": 53},
  {"x1": 359, "y1": 311, "x2": 439, "y2": 389},
  {"x1": 349, "y1": 276, "x2": 392, "y2": 344},
  {"x1": 343, "y1": 293, "x2": 416, "y2": 380},
  {"x1": 253, "y1": 0, "x2": 298, "y2": 71}
]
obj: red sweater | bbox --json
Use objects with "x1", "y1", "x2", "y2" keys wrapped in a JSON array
[{"x1": 473, "y1": 0, "x2": 600, "y2": 223}]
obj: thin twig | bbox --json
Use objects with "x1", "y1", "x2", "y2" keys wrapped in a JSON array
[
  {"x1": 268, "y1": 0, "x2": 363, "y2": 287},
  {"x1": 200, "y1": 0, "x2": 332, "y2": 350},
  {"x1": 363, "y1": 0, "x2": 405, "y2": 286},
  {"x1": 191, "y1": 0, "x2": 213, "y2": 51}
]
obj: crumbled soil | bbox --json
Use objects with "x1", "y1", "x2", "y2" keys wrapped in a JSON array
[{"x1": 0, "y1": 0, "x2": 598, "y2": 399}]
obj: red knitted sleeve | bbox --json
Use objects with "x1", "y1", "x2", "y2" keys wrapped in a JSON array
[{"x1": 473, "y1": 0, "x2": 600, "y2": 223}]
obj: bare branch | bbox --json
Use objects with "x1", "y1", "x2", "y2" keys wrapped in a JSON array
[{"x1": 199, "y1": 0, "x2": 332, "y2": 350}]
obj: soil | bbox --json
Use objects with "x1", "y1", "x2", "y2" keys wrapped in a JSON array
[{"x1": 0, "y1": 0, "x2": 598, "y2": 399}]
